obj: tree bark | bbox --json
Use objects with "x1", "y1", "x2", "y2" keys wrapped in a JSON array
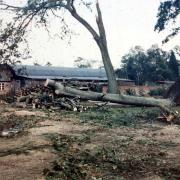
[
  {"x1": 96, "y1": 1, "x2": 118, "y2": 94},
  {"x1": 45, "y1": 79, "x2": 173, "y2": 108},
  {"x1": 98, "y1": 42, "x2": 118, "y2": 94},
  {"x1": 68, "y1": 1, "x2": 118, "y2": 94}
]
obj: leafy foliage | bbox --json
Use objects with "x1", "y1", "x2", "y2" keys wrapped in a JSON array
[
  {"x1": 45, "y1": 61, "x2": 52, "y2": 66},
  {"x1": 155, "y1": 0, "x2": 180, "y2": 43},
  {"x1": 0, "y1": 20, "x2": 29, "y2": 64},
  {"x1": 74, "y1": 57, "x2": 97, "y2": 68},
  {"x1": 0, "y1": 0, "x2": 93, "y2": 64},
  {"x1": 117, "y1": 45, "x2": 178, "y2": 85},
  {"x1": 168, "y1": 50, "x2": 179, "y2": 79},
  {"x1": 148, "y1": 88, "x2": 167, "y2": 97}
]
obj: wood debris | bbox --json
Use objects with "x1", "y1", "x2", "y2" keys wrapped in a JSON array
[{"x1": 14, "y1": 84, "x2": 85, "y2": 112}]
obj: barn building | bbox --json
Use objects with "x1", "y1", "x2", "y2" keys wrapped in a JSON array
[{"x1": 0, "y1": 64, "x2": 134, "y2": 95}]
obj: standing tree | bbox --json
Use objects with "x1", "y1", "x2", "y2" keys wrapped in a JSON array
[
  {"x1": 0, "y1": 19, "x2": 29, "y2": 64},
  {"x1": 146, "y1": 45, "x2": 173, "y2": 82},
  {"x1": 155, "y1": 0, "x2": 180, "y2": 43},
  {"x1": 45, "y1": 61, "x2": 52, "y2": 66},
  {"x1": 0, "y1": 0, "x2": 118, "y2": 93},
  {"x1": 74, "y1": 57, "x2": 97, "y2": 68},
  {"x1": 168, "y1": 50, "x2": 179, "y2": 79},
  {"x1": 117, "y1": 45, "x2": 174, "y2": 84},
  {"x1": 119, "y1": 46, "x2": 147, "y2": 85}
]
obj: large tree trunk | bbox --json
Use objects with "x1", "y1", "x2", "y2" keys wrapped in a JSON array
[
  {"x1": 98, "y1": 42, "x2": 118, "y2": 93},
  {"x1": 45, "y1": 79, "x2": 173, "y2": 108},
  {"x1": 68, "y1": 1, "x2": 118, "y2": 94},
  {"x1": 95, "y1": 2, "x2": 118, "y2": 94}
]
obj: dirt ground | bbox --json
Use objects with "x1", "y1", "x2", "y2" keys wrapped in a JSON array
[{"x1": 0, "y1": 104, "x2": 180, "y2": 180}]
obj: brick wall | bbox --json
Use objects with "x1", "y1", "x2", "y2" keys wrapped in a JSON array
[
  {"x1": 102, "y1": 85, "x2": 167, "y2": 96},
  {"x1": 0, "y1": 82, "x2": 13, "y2": 95}
]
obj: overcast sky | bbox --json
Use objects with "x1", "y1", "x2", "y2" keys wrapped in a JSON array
[{"x1": 1, "y1": 0, "x2": 180, "y2": 68}]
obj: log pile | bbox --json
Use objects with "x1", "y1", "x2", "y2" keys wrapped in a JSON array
[
  {"x1": 15, "y1": 85, "x2": 85, "y2": 112},
  {"x1": 2, "y1": 78, "x2": 177, "y2": 123}
]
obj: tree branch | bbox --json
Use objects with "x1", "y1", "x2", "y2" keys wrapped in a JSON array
[
  {"x1": 0, "y1": 3, "x2": 22, "y2": 11},
  {"x1": 66, "y1": 2, "x2": 100, "y2": 43},
  {"x1": 96, "y1": 0, "x2": 107, "y2": 46}
]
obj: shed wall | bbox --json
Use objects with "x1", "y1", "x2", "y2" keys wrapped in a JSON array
[{"x1": 0, "y1": 65, "x2": 14, "y2": 95}]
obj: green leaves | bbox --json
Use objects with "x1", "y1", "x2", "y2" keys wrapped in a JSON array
[
  {"x1": 0, "y1": 21, "x2": 29, "y2": 64},
  {"x1": 155, "y1": 0, "x2": 180, "y2": 42},
  {"x1": 118, "y1": 45, "x2": 177, "y2": 85}
]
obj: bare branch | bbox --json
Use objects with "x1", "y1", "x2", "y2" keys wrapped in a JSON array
[
  {"x1": 0, "y1": 2, "x2": 22, "y2": 11},
  {"x1": 66, "y1": 1, "x2": 100, "y2": 43},
  {"x1": 96, "y1": 0, "x2": 107, "y2": 46}
]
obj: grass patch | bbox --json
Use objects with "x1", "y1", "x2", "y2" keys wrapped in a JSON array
[{"x1": 77, "y1": 107, "x2": 160, "y2": 128}]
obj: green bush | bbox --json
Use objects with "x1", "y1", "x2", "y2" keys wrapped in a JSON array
[{"x1": 148, "y1": 88, "x2": 166, "y2": 96}]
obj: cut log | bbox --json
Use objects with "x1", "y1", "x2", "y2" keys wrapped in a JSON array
[
  {"x1": 14, "y1": 102, "x2": 27, "y2": 108},
  {"x1": 45, "y1": 79, "x2": 173, "y2": 108},
  {"x1": 17, "y1": 95, "x2": 30, "y2": 102}
]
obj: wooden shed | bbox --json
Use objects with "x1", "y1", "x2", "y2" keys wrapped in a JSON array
[
  {"x1": 0, "y1": 64, "x2": 20, "y2": 96},
  {"x1": 0, "y1": 64, "x2": 134, "y2": 95}
]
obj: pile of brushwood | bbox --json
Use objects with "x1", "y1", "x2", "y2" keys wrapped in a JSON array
[
  {"x1": 44, "y1": 133, "x2": 180, "y2": 179},
  {"x1": 15, "y1": 85, "x2": 85, "y2": 112}
]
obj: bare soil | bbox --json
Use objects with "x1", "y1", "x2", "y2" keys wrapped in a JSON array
[{"x1": 0, "y1": 104, "x2": 180, "y2": 180}]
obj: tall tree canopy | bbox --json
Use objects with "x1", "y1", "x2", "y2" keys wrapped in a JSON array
[
  {"x1": 155, "y1": 0, "x2": 180, "y2": 43},
  {"x1": 116, "y1": 45, "x2": 178, "y2": 85},
  {"x1": 168, "y1": 50, "x2": 179, "y2": 79},
  {"x1": 0, "y1": 0, "x2": 118, "y2": 93},
  {"x1": 74, "y1": 57, "x2": 97, "y2": 68}
]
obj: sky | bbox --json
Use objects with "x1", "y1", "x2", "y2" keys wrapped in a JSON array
[{"x1": 1, "y1": 0, "x2": 180, "y2": 68}]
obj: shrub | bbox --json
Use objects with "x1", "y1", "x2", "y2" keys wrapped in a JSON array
[{"x1": 148, "y1": 88, "x2": 166, "y2": 97}]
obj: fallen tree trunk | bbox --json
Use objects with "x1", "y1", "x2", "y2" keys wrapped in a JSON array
[
  {"x1": 45, "y1": 79, "x2": 173, "y2": 109},
  {"x1": 14, "y1": 102, "x2": 27, "y2": 108},
  {"x1": 17, "y1": 95, "x2": 30, "y2": 102}
]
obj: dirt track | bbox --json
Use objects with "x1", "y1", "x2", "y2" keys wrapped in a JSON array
[{"x1": 0, "y1": 105, "x2": 180, "y2": 179}]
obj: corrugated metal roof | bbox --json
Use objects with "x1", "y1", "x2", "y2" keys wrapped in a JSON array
[
  {"x1": 11, "y1": 65, "x2": 107, "y2": 80},
  {"x1": 21, "y1": 76, "x2": 108, "y2": 81}
]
